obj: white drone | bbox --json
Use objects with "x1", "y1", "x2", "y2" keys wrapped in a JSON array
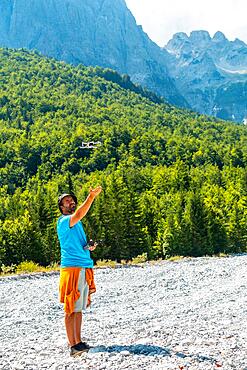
[{"x1": 79, "y1": 141, "x2": 102, "y2": 149}]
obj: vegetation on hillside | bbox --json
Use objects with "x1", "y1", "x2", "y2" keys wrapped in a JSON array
[{"x1": 0, "y1": 48, "x2": 246, "y2": 268}]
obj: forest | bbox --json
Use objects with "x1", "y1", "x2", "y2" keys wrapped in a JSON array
[{"x1": 0, "y1": 48, "x2": 246, "y2": 268}]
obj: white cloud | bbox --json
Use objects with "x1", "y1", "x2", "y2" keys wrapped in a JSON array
[{"x1": 125, "y1": 0, "x2": 247, "y2": 46}]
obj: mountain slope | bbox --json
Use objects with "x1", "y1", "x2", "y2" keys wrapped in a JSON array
[
  {"x1": 1, "y1": 47, "x2": 246, "y2": 184},
  {"x1": 164, "y1": 31, "x2": 247, "y2": 122},
  {"x1": 1, "y1": 2, "x2": 247, "y2": 122},
  {"x1": 0, "y1": 0, "x2": 187, "y2": 107}
]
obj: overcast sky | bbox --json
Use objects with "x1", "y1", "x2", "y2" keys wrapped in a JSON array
[{"x1": 125, "y1": 0, "x2": 247, "y2": 46}]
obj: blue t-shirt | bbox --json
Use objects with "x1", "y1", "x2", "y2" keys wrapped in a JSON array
[{"x1": 57, "y1": 215, "x2": 94, "y2": 268}]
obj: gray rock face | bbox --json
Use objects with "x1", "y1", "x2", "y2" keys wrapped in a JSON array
[
  {"x1": 165, "y1": 30, "x2": 247, "y2": 122},
  {"x1": 1, "y1": 2, "x2": 246, "y2": 121},
  {"x1": 0, "y1": 0, "x2": 187, "y2": 107}
]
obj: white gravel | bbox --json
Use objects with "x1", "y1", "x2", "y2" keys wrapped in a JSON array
[{"x1": 0, "y1": 255, "x2": 247, "y2": 370}]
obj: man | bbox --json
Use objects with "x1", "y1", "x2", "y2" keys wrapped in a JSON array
[{"x1": 57, "y1": 187, "x2": 102, "y2": 357}]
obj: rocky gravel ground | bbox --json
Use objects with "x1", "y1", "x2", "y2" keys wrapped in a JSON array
[{"x1": 0, "y1": 255, "x2": 246, "y2": 370}]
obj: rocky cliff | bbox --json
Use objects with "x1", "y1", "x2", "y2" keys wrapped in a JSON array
[
  {"x1": 0, "y1": 0, "x2": 187, "y2": 107},
  {"x1": 165, "y1": 31, "x2": 247, "y2": 122},
  {"x1": 1, "y1": 2, "x2": 246, "y2": 122}
]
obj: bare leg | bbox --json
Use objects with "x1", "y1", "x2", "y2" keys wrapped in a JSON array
[
  {"x1": 74, "y1": 312, "x2": 82, "y2": 344},
  {"x1": 65, "y1": 312, "x2": 83, "y2": 346},
  {"x1": 65, "y1": 313, "x2": 76, "y2": 346}
]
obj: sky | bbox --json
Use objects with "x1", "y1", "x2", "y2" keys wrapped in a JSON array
[{"x1": 125, "y1": 0, "x2": 247, "y2": 46}]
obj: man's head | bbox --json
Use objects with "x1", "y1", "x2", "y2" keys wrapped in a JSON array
[{"x1": 58, "y1": 193, "x2": 77, "y2": 214}]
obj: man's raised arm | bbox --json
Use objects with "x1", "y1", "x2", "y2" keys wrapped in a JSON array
[{"x1": 70, "y1": 186, "x2": 102, "y2": 227}]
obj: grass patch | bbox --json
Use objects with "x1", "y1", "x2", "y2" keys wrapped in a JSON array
[
  {"x1": 131, "y1": 253, "x2": 148, "y2": 265},
  {"x1": 3, "y1": 254, "x2": 229, "y2": 276},
  {"x1": 216, "y1": 253, "x2": 229, "y2": 258},
  {"x1": 0, "y1": 261, "x2": 60, "y2": 276},
  {"x1": 45, "y1": 262, "x2": 60, "y2": 271},
  {"x1": 16, "y1": 261, "x2": 45, "y2": 274},
  {"x1": 0, "y1": 264, "x2": 17, "y2": 275},
  {"x1": 96, "y1": 259, "x2": 117, "y2": 268},
  {"x1": 166, "y1": 255, "x2": 184, "y2": 262},
  {"x1": 148, "y1": 258, "x2": 164, "y2": 265}
]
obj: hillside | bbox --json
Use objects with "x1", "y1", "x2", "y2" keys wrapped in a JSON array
[
  {"x1": 1, "y1": 1, "x2": 247, "y2": 122},
  {"x1": 0, "y1": 48, "x2": 247, "y2": 269},
  {"x1": 0, "y1": 0, "x2": 187, "y2": 107}
]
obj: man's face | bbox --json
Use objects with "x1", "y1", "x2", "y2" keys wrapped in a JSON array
[{"x1": 61, "y1": 196, "x2": 76, "y2": 214}]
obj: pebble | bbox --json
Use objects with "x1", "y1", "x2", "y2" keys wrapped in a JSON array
[
  {"x1": 0, "y1": 255, "x2": 246, "y2": 370},
  {"x1": 120, "y1": 350, "x2": 130, "y2": 356}
]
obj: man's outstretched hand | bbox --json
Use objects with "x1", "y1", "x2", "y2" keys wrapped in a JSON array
[
  {"x1": 89, "y1": 186, "x2": 102, "y2": 199},
  {"x1": 69, "y1": 186, "x2": 103, "y2": 227}
]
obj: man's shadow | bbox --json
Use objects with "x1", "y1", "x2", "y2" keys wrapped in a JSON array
[
  {"x1": 90, "y1": 343, "x2": 170, "y2": 356},
  {"x1": 90, "y1": 344, "x2": 217, "y2": 364}
]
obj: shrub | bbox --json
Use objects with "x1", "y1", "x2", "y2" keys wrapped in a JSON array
[
  {"x1": 96, "y1": 259, "x2": 117, "y2": 268},
  {"x1": 167, "y1": 255, "x2": 184, "y2": 262},
  {"x1": 0, "y1": 264, "x2": 17, "y2": 274},
  {"x1": 131, "y1": 252, "x2": 148, "y2": 264},
  {"x1": 16, "y1": 261, "x2": 44, "y2": 274}
]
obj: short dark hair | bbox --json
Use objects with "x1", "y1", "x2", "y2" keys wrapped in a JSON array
[{"x1": 58, "y1": 193, "x2": 77, "y2": 213}]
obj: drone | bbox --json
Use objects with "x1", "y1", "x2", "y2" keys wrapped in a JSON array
[{"x1": 79, "y1": 141, "x2": 102, "y2": 149}]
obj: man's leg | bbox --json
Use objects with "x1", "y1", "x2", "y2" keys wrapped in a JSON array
[
  {"x1": 65, "y1": 312, "x2": 82, "y2": 346},
  {"x1": 65, "y1": 313, "x2": 76, "y2": 346},
  {"x1": 74, "y1": 312, "x2": 82, "y2": 344}
]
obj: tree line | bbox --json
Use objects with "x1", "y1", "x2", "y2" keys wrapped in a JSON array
[{"x1": 0, "y1": 48, "x2": 246, "y2": 267}]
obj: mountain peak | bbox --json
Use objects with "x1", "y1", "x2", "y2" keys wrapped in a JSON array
[
  {"x1": 165, "y1": 32, "x2": 190, "y2": 53},
  {"x1": 212, "y1": 31, "x2": 227, "y2": 42},
  {"x1": 189, "y1": 30, "x2": 211, "y2": 43},
  {"x1": 233, "y1": 38, "x2": 246, "y2": 47},
  {"x1": 172, "y1": 32, "x2": 189, "y2": 40},
  {"x1": 164, "y1": 29, "x2": 247, "y2": 122}
]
